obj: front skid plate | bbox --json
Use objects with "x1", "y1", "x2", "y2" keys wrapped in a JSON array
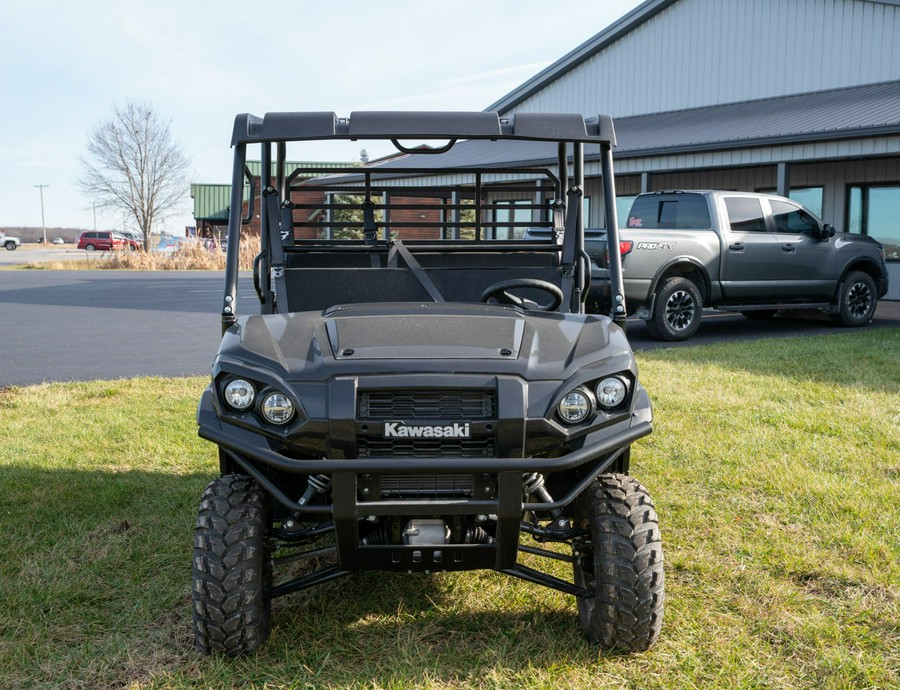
[{"x1": 268, "y1": 548, "x2": 592, "y2": 599}]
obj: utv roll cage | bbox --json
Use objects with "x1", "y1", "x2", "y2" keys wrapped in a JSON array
[{"x1": 220, "y1": 111, "x2": 628, "y2": 330}]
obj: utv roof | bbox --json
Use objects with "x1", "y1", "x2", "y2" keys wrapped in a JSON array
[{"x1": 231, "y1": 111, "x2": 616, "y2": 147}]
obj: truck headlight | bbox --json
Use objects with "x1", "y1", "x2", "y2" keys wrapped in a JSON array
[
  {"x1": 557, "y1": 389, "x2": 593, "y2": 424},
  {"x1": 223, "y1": 378, "x2": 256, "y2": 410},
  {"x1": 595, "y1": 376, "x2": 627, "y2": 410},
  {"x1": 261, "y1": 391, "x2": 294, "y2": 425}
]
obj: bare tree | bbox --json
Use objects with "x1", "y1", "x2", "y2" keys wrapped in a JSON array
[{"x1": 78, "y1": 100, "x2": 190, "y2": 249}]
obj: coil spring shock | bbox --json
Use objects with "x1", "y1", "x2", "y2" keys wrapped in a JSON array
[
  {"x1": 522, "y1": 472, "x2": 562, "y2": 519},
  {"x1": 522, "y1": 472, "x2": 545, "y2": 496},
  {"x1": 298, "y1": 474, "x2": 332, "y2": 505}
]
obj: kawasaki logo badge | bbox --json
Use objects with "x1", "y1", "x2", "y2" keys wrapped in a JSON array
[{"x1": 383, "y1": 422, "x2": 471, "y2": 438}]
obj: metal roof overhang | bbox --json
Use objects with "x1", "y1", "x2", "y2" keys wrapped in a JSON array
[{"x1": 325, "y1": 81, "x2": 900, "y2": 181}]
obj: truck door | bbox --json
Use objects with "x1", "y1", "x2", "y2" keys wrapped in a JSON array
[
  {"x1": 768, "y1": 198, "x2": 836, "y2": 299},
  {"x1": 720, "y1": 196, "x2": 782, "y2": 300}
]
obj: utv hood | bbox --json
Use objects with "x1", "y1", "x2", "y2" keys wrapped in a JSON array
[
  {"x1": 216, "y1": 302, "x2": 630, "y2": 381},
  {"x1": 324, "y1": 303, "x2": 524, "y2": 360}
]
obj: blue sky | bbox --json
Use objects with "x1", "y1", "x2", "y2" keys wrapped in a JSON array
[{"x1": 0, "y1": 0, "x2": 643, "y2": 233}]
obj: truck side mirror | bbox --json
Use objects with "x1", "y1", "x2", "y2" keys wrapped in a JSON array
[{"x1": 820, "y1": 223, "x2": 835, "y2": 240}]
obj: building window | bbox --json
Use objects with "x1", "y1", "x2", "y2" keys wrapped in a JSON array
[
  {"x1": 786, "y1": 187, "x2": 823, "y2": 216},
  {"x1": 847, "y1": 184, "x2": 900, "y2": 261},
  {"x1": 615, "y1": 195, "x2": 636, "y2": 228},
  {"x1": 493, "y1": 199, "x2": 532, "y2": 239},
  {"x1": 757, "y1": 186, "x2": 824, "y2": 216}
]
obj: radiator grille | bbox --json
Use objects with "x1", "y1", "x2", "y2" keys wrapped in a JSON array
[
  {"x1": 358, "y1": 390, "x2": 496, "y2": 420},
  {"x1": 379, "y1": 474, "x2": 474, "y2": 498},
  {"x1": 358, "y1": 437, "x2": 494, "y2": 458}
]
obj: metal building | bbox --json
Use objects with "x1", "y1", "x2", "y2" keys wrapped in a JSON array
[{"x1": 486, "y1": 0, "x2": 900, "y2": 297}]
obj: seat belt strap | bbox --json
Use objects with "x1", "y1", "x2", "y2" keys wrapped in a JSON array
[{"x1": 391, "y1": 239, "x2": 445, "y2": 303}]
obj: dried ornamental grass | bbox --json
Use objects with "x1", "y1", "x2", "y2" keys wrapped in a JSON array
[{"x1": 13, "y1": 236, "x2": 261, "y2": 271}]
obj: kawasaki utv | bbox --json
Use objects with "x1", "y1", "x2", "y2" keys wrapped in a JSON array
[{"x1": 192, "y1": 111, "x2": 664, "y2": 655}]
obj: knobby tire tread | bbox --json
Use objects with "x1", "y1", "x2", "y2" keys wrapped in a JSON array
[
  {"x1": 192, "y1": 474, "x2": 271, "y2": 656},
  {"x1": 576, "y1": 473, "x2": 664, "y2": 652}
]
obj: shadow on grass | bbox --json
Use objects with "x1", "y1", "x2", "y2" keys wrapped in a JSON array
[
  {"x1": 1, "y1": 464, "x2": 605, "y2": 688},
  {"x1": 238, "y1": 578, "x2": 600, "y2": 688}
]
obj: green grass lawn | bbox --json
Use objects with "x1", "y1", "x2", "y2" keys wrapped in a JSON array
[{"x1": 1, "y1": 329, "x2": 898, "y2": 689}]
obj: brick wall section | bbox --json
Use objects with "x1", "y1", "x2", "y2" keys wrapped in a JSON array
[
  {"x1": 200, "y1": 177, "x2": 444, "y2": 240},
  {"x1": 389, "y1": 197, "x2": 443, "y2": 240}
]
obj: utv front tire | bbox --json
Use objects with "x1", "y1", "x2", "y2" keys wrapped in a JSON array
[
  {"x1": 573, "y1": 474, "x2": 664, "y2": 652},
  {"x1": 192, "y1": 474, "x2": 272, "y2": 655}
]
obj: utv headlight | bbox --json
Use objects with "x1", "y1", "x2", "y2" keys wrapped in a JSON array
[
  {"x1": 595, "y1": 376, "x2": 628, "y2": 410},
  {"x1": 261, "y1": 391, "x2": 294, "y2": 425},
  {"x1": 223, "y1": 378, "x2": 255, "y2": 410},
  {"x1": 557, "y1": 389, "x2": 593, "y2": 424}
]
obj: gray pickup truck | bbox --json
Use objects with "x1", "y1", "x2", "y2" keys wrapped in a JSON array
[{"x1": 587, "y1": 190, "x2": 889, "y2": 341}]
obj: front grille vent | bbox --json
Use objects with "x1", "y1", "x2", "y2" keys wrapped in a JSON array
[
  {"x1": 358, "y1": 437, "x2": 495, "y2": 458},
  {"x1": 380, "y1": 474, "x2": 474, "y2": 498},
  {"x1": 358, "y1": 390, "x2": 496, "y2": 420}
]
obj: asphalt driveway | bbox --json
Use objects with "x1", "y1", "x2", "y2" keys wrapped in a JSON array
[
  {"x1": 0, "y1": 271, "x2": 255, "y2": 386},
  {"x1": 0, "y1": 269, "x2": 897, "y2": 386}
]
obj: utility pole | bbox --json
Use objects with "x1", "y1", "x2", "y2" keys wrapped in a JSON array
[{"x1": 34, "y1": 185, "x2": 49, "y2": 245}]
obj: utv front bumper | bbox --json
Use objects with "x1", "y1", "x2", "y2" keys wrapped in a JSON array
[{"x1": 198, "y1": 383, "x2": 650, "y2": 578}]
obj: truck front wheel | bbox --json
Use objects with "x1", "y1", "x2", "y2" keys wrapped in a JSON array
[
  {"x1": 832, "y1": 270, "x2": 877, "y2": 327},
  {"x1": 192, "y1": 474, "x2": 272, "y2": 655},
  {"x1": 646, "y1": 276, "x2": 702, "y2": 341},
  {"x1": 573, "y1": 473, "x2": 664, "y2": 652}
]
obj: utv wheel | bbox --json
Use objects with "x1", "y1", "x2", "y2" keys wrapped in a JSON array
[
  {"x1": 192, "y1": 474, "x2": 272, "y2": 655},
  {"x1": 832, "y1": 270, "x2": 877, "y2": 327},
  {"x1": 645, "y1": 276, "x2": 702, "y2": 341},
  {"x1": 573, "y1": 473, "x2": 664, "y2": 652}
]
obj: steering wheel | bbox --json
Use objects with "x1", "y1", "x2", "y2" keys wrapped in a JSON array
[{"x1": 480, "y1": 279, "x2": 563, "y2": 311}]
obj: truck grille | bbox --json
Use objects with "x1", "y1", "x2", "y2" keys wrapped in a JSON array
[{"x1": 358, "y1": 390, "x2": 496, "y2": 420}]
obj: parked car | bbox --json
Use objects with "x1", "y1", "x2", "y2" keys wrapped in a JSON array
[
  {"x1": 119, "y1": 231, "x2": 143, "y2": 251},
  {"x1": 77, "y1": 231, "x2": 126, "y2": 251},
  {"x1": 1, "y1": 232, "x2": 22, "y2": 251},
  {"x1": 52, "y1": 237, "x2": 64, "y2": 245}
]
